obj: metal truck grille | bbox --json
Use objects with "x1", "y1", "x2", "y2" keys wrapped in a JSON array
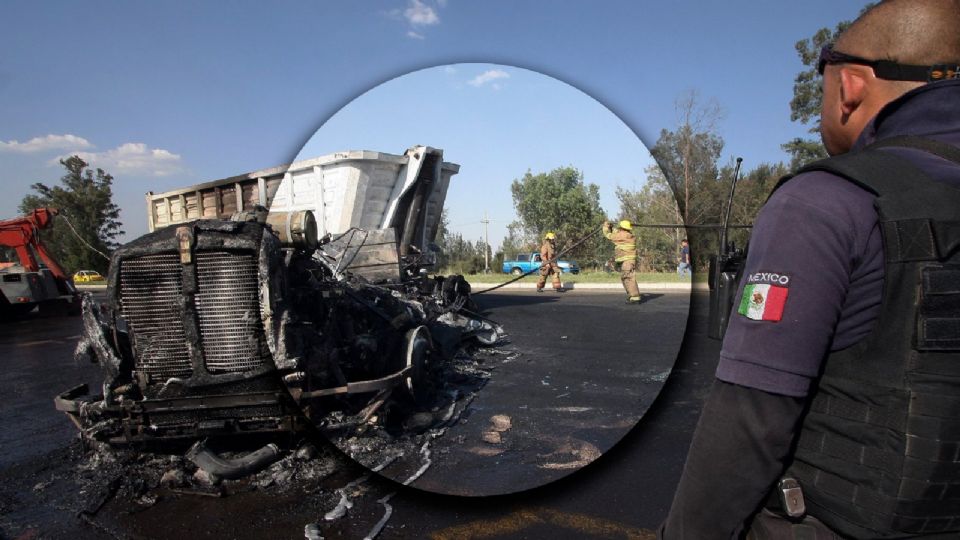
[
  {"x1": 120, "y1": 254, "x2": 192, "y2": 380},
  {"x1": 195, "y1": 251, "x2": 270, "y2": 374}
]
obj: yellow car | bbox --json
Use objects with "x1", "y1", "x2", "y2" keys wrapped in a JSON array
[{"x1": 73, "y1": 270, "x2": 105, "y2": 284}]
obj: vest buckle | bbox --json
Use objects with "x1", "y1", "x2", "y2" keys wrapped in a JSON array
[{"x1": 778, "y1": 477, "x2": 807, "y2": 519}]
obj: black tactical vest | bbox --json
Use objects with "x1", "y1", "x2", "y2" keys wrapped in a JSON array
[{"x1": 780, "y1": 136, "x2": 960, "y2": 538}]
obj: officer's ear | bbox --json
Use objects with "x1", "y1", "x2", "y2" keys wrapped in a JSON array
[{"x1": 838, "y1": 65, "x2": 869, "y2": 116}]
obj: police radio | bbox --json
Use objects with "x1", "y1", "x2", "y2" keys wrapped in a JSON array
[{"x1": 708, "y1": 157, "x2": 747, "y2": 340}]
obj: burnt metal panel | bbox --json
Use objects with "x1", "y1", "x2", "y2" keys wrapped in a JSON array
[
  {"x1": 195, "y1": 251, "x2": 272, "y2": 374},
  {"x1": 325, "y1": 228, "x2": 401, "y2": 283},
  {"x1": 120, "y1": 253, "x2": 192, "y2": 380}
]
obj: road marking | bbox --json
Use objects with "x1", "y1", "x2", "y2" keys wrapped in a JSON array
[
  {"x1": 429, "y1": 507, "x2": 655, "y2": 539},
  {"x1": 17, "y1": 340, "x2": 59, "y2": 347},
  {"x1": 15, "y1": 335, "x2": 82, "y2": 348},
  {"x1": 546, "y1": 406, "x2": 594, "y2": 413}
]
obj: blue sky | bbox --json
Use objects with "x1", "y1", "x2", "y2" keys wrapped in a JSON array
[
  {"x1": 295, "y1": 63, "x2": 649, "y2": 247},
  {"x1": 0, "y1": 1, "x2": 870, "y2": 248}
]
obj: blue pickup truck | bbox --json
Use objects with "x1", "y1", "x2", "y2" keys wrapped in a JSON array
[{"x1": 501, "y1": 252, "x2": 580, "y2": 275}]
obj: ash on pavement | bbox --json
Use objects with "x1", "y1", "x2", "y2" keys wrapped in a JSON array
[{"x1": 0, "y1": 289, "x2": 695, "y2": 540}]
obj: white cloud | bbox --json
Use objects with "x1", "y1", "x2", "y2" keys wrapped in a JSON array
[
  {"x1": 52, "y1": 142, "x2": 184, "y2": 177},
  {"x1": 404, "y1": 0, "x2": 439, "y2": 26},
  {"x1": 468, "y1": 69, "x2": 510, "y2": 87},
  {"x1": 0, "y1": 133, "x2": 93, "y2": 153},
  {"x1": 443, "y1": 66, "x2": 457, "y2": 74},
  {"x1": 407, "y1": 30, "x2": 425, "y2": 40}
]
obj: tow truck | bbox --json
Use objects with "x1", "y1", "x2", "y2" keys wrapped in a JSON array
[{"x1": 0, "y1": 208, "x2": 81, "y2": 318}]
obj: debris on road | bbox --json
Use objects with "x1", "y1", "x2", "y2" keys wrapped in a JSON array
[
  {"x1": 53, "y1": 217, "x2": 501, "y2": 493},
  {"x1": 538, "y1": 437, "x2": 602, "y2": 470},
  {"x1": 481, "y1": 414, "x2": 513, "y2": 445},
  {"x1": 52, "y1": 145, "x2": 506, "y2": 498},
  {"x1": 490, "y1": 414, "x2": 512, "y2": 431}
]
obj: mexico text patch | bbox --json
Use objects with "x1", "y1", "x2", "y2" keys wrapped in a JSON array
[{"x1": 738, "y1": 272, "x2": 790, "y2": 322}]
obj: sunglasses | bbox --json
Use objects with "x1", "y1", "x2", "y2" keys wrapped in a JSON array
[{"x1": 817, "y1": 43, "x2": 959, "y2": 82}]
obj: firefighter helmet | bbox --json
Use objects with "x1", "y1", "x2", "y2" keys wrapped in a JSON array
[
  {"x1": 544, "y1": 232, "x2": 556, "y2": 240},
  {"x1": 619, "y1": 220, "x2": 633, "y2": 231}
]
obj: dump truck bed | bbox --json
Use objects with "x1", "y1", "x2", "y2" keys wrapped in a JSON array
[{"x1": 145, "y1": 146, "x2": 459, "y2": 248}]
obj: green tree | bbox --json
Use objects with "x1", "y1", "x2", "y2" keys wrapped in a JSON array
[
  {"x1": 434, "y1": 208, "x2": 452, "y2": 267},
  {"x1": 712, "y1": 160, "x2": 791, "y2": 259},
  {"x1": 434, "y1": 210, "x2": 483, "y2": 273},
  {"x1": 638, "y1": 92, "x2": 727, "y2": 271},
  {"x1": 509, "y1": 166, "x2": 606, "y2": 262},
  {"x1": 619, "y1": 88, "x2": 789, "y2": 272},
  {"x1": 443, "y1": 232, "x2": 483, "y2": 274},
  {"x1": 616, "y1": 164, "x2": 684, "y2": 272},
  {"x1": 784, "y1": 4, "x2": 874, "y2": 169},
  {"x1": 498, "y1": 221, "x2": 532, "y2": 260},
  {"x1": 651, "y1": 90, "x2": 725, "y2": 225},
  {"x1": 474, "y1": 239, "x2": 491, "y2": 273},
  {"x1": 18, "y1": 156, "x2": 123, "y2": 274}
]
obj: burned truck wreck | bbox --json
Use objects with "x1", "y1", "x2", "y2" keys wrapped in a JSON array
[{"x1": 55, "y1": 146, "x2": 501, "y2": 479}]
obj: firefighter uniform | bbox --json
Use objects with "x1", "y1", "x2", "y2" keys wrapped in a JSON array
[
  {"x1": 536, "y1": 232, "x2": 562, "y2": 292},
  {"x1": 603, "y1": 220, "x2": 641, "y2": 303}
]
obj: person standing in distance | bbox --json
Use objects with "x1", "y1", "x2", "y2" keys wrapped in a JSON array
[
  {"x1": 677, "y1": 238, "x2": 691, "y2": 278},
  {"x1": 603, "y1": 220, "x2": 641, "y2": 304},
  {"x1": 536, "y1": 231, "x2": 563, "y2": 293},
  {"x1": 661, "y1": 0, "x2": 960, "y2": 538}
]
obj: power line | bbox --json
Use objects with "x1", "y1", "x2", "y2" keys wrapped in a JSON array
[
  {"x1": 57, "y1": 213, "x2": 111, "y2": 261},
  {"x1": 480, "y1": 211, "x2": 490, "y2": 273},
  {"x1": 472, "y1": 227, "x2": 602, "y2": 295}
]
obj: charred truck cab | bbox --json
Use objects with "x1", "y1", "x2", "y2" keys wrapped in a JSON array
[
  {"x1": 57, "y1": 219, "x2": 305, "y2": 444},
  {"x1": 56, "y1": 146, "x2": 497, "y2": 455},
  {"x1": 56, "y1": 213, "x2": 484, "y2": 446}
]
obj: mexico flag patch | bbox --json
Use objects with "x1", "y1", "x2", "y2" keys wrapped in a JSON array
[{"x1": 738, "y1": 272, "x2": 790, "y2": 321}]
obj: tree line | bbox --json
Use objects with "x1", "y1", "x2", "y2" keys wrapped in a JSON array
[
  {"x1": 438, "y1": 13, "x2": 860, "y2": 274},
  {"x1": 14, "y1": 14, "x2": 858, "y2": 277},
  {"x1": 11, "y1": 156, "x2": 121, "y2": 275}
]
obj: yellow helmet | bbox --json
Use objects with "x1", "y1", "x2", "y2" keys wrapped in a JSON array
[
  {"x1": 544, "y1": 232, "x2": 556, "y2": 240},
  {"x1": 619, "y1": 220, "x2": 633, "y2": 231}
]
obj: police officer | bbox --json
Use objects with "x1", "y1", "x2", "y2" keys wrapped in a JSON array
[
  {"x1": 602, "y1": 220, "x2": 641, "y2": 304},
  {"x1": 536, "y1": 231, "x2": 563, "y2": 293},
  {"x1": 661, "y1": 0, "x2": 960, "y2": 538}
]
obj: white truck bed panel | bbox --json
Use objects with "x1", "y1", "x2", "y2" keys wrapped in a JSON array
[{"x1": 146, "y1": 146, "x2": 459, "y2": 247}]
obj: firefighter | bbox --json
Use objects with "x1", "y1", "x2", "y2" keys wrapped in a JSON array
[
  {"x1": 602, "y1": 220, "x2": 641, "y2": 304},
  {"x1": 536, "y1": 232, "x2": 563, "y2": 293}
]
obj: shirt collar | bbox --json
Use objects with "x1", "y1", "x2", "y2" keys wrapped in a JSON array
[{"x1": 852, "y1": 79, "x2": 960, "y2": 151}]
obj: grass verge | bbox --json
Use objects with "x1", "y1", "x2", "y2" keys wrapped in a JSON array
[{"x1": 443, "y1": 270, "x2": 705, "y2": 284}]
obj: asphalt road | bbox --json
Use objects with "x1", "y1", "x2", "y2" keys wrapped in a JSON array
[
  {"x1": 407, "y1": 289, "x2": 685, "y2": 497},
  {"x1": 313, "y1": 290, "x2": 718, "y2": 540},
  {"x1": 0, "y1": 291, "x2": 105, "y2": 469},
  {"x1": 0, "y1": 288, "x2": 720, "y2": 540}
]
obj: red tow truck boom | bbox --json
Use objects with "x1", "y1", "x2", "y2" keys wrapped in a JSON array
[{"x1": 0, "y1": 208, "x2": 80, "y2": 318}]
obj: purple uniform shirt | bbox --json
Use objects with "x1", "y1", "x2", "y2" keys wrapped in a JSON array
[{"x1": 716, "y1": 79, "x2": 960, "y2": 398}]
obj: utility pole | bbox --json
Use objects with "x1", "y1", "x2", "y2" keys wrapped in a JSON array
[{"x1": 481, "y1": 211, "x2": 490, "y2": 273}]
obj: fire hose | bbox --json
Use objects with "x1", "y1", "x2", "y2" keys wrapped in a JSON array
[{"x1": 472, "y1": 227, "x2": 604, "y2": 295}]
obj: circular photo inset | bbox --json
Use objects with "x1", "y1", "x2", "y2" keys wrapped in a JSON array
[{"x1": 263, "y1": 63, "x2": 689, "y2": 496}]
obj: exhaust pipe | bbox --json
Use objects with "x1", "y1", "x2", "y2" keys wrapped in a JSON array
[{"x1": 186, "y1": 440, "x2": 282, "y2": 480}]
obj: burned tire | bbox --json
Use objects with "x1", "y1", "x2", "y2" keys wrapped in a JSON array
[
  {"x1": 404, "y1": 326, "x2": 436, "y2": 408},
  {"x1": 474, "y1": 321, "x2": 499, "y2": 345}
]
